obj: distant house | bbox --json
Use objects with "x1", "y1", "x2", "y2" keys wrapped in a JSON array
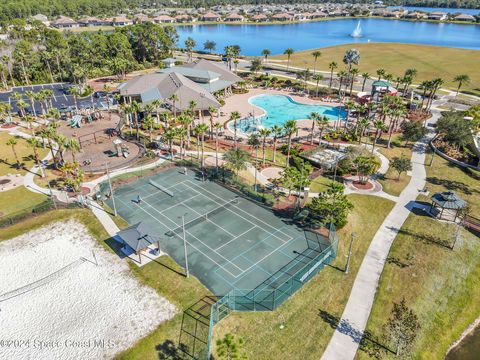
[
  {"x1": 110, "y1": 16, "x2": 133, "y2": 27},
  {"x1": 312, "y1": 11, "x2": 328, "y2": 18},
  {"x1": 78, "y1": 17, "x2": 109, "y2": 27},
  {"x1": 454, "y1": 13, "x2": 475, "y2": 22},
  {"x1": 154, "y1": 15, "x2": 175, "y2": 23},
  {"x1": 201, "y1": 12, "x2": 221, "y2": 21},
  {"x1": 31, "y1": 14, "x2": 49, "y2": 26},
  {"x1": 51, "y1": 16, "x2": 79, "y2": 29},
  {"x1": 371, "y1": 9, "x2": 385, "y2": 16},
  {"x1": 404, "y1": 12, "x2": 424, "y2": 19},
  {"x1": 427, "y1": 12, "x2": 447, "y2": 20},
  {"x1": 252, "y1": 14, "x2": 269, "y2": 22},
  {"x1": 224, "y1": 13, "x2": 244, "y2": 22},
  {"x1": 134, "y1": 14, "x2": 151, "y2": 23},
  {"x1": 271, "y1": 13, "x2": 293, "y2": 21},
  {"x1": 175, "y1": 14, "x2": 193, "y2": 23}
]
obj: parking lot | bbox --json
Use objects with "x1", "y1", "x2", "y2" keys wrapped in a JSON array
[{"x1": 0, "y1": 82, "x2": 116, "y2": 115}]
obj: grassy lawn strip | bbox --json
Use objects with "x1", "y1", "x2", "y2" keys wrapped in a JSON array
[
  {"x1": 359, "y1": 151, "x2": 480, "y2": 359},
  {"x1": 0, "y1": 186, "x2": 48, "y2": 217},
  {"x1": 213, "y1": 194, "x2": 395, "y2": 359},
  {"x1": 375, "y1": 134, "x2": 413, "y2": 197},
  {"x1": 0, "y1": 132, "x2": 49, "y2": 176},
  {"x1": 0, "y1": 209, "x2": 211, "y2": 360},
  {"x1": 271, "y1": 43, "x2": 480, "y2": 95}
]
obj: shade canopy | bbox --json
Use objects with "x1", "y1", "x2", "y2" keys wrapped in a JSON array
[
  {"x1": 117, "y1": 222, "x2": 160, "y2": 252},
  {"x1": 431, "y1": 191, "x2": 467, "y2": 210}
]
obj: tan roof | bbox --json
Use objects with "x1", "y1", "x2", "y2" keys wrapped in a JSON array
[
  {"x1": 272, "y1": 13, "x2": 293, "y2": 19},
  {"x1": 154, "y1": 15, "x2": 175, "y2": 21},
  {"x1": 252, "y1": 14, "x2": 268, "y2": 19},
  {"x1": 225, "y1": 13, "x2": 244, "y2": 20},
  {"x1": 52, "y1": 16, "x2": 77, "y2": 25},
  {"x1": 182, "y1": 59, "x2": 242, "y2": 84},
  {"x1": 119, "y1": 72, "x2": 220, "y2": 111},
  {"x1": 111, "y1": 15, "x2": 131, "y2": 23},
  {"x1": 202, "y1": 12, "x2": 221, "y2": 19}
]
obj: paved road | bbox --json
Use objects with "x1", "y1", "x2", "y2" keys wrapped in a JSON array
[{"x1": 321, "y1": 103, "x2": 442, "y2": 360}]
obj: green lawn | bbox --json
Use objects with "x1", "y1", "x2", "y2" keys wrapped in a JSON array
[
  {"x1": 271, "y1": 43, "x2": 480, "y2": 95},
  {"x1": 0, "y1": 186, "x2": 48, "y2": 217},
  {"x1": 309, "y1": 173, "x2": 342, "y2": 193},
  {"x1": 0, "y1": 132, "x2": 48, "y2": 176},
  {"x1": 375, "y1": 134, "x2": 414, "y2": 197},
  {"x1": 359, "y1": 151, "x2": 480, "y2": 359},
  {"x1": 213, "y1": 194, "x2": 395, "y2": 359}
]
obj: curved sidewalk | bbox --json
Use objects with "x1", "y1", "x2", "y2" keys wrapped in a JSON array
[{"x1": 321, "y1": 108, "x2": 440, "y2": 360}]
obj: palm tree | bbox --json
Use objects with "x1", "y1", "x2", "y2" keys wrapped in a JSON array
[
  {"x1": 142, "y1": 114, "x2": 156, "y2": 142},
  {"x1": 261, "y1": 49, "x2": 271, "y2": 63},
  {"x1": 163, "y1": 127, "x2": 177, "y2": 159},
  {"x1": 224, "y1": 148, "x2": 250, "y2": 175},
  {"x1": 40, "y1": 127, "x2": 57, "y2": 167},
  {"x1": 308, "y1": 112, "x2": 320, "y2": 145},
  {"x1": 1, "y1": 55, "x2": 15, "y2": 87},
  {"x1": 103, "y1": 84, "x2": 112, "y2": 119},
  {"x1": 26, "y1": 137, "x2": 42, "y2": 171},
  {"x1": 361, "y1": 73, "x2": 370, "y2": 92},
  {"x1": 248, "y1": 133, "x2": 261, "y2": 190},
  {"x1": 311, "y1": 50, "x2": 322, "y2": 74},
  {"x1": 178, "y1": 113, "x2": 193, "y2": 150},
  {"x1": 129, "y1": 100, "x2": 141, "y2": 140},
  {"x1": 283, "y1": 120, "x2": 297, "y2": 167},
  {"x1": 349, "y1": 68, "x2": 359, "y2": 96},
  {"x1": 453, "y1": 74, "x2": 470, "y2": 97},
  {"x1": 184, "y1": 37, "x2": 196, "y2": 62},
  {"x1": 6, "y1": 137, "x2": 19, "y2": 167},
  {"x1": 16, "y1": 100, "x2": 28, "y2": 118},
  {"x1": 169, "y1": 93, "x2": 179, "y2": 119},
  {"x1": 271, "y1": 125, "x2": 283, "y2": 163},
  {"x1": 258, "y1": 128, "x2": 271, "y2": 167},
  {"x1": 213, "y1": 123, "x2": 223, "y2": 172},
  {"x1": 312, "y1": 74, "x2": 324, "y2": 97},
  {"x1": 68, "y1": 86, "x2": 80, "y2": 112},
  {"x1": 344, "y1": 100, "x2": 356, "y2": 130},
  {"x1": 229, "y1": 111, "x2": 241, "y2": 148},
  {"x1": 338, "y1": 70, "x2": 349, "y2": 93},
  {"x1": 54, "y1": 133, "x2": 67, "y2": 163},
  {"x1": 316, "y1": 116, "x2": 330, "y2": 145},
  {"x1": 376, "y1": 68, "x2": 385, "y2": 81},
  {"x1": 208, "y1": 106, "x2": 217, "y2": 140},
  {"x1": 343, "y1": 48, "x2": 360, "y2": 75},
  {"x1": 357, "y1": 117, "x2": 370, "y2": 144},
  {"x1": 195, "y1": 123, "x2": 209, "y2": 168},
  {"x1": 64, "y1": 137, "x2": 81, "y2": 163},
  {"x1": 283, "y1": 48, "x2": 294, "y2": 72},
  {"x1": 151, "y1": 99, "x2": 162, "y2": 125},
  {"x1": 25, "y1": 90, "x2": 37, "y2": 118},
  {"x1": 328, "y1": 61, "x2": 338, "y2": 88},
  {"x1": 372, "y1": 120, "x2": 387, "y2": 151}
]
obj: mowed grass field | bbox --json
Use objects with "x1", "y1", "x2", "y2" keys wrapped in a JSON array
[
  {"x1": 359, "y1": 153, "x2": 480, "y2": 359},
  {"x1": 271, "y1": 43, "x2": 480, "y2": 95}
]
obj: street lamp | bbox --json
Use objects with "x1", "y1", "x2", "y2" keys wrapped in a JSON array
[
  {"x1": 179, "y1": 213, "x2": 189, "y2": 278},
  {"x1": 105, "y1": 162, "x2": 117, "y2": 216},
  {"x1": 345, "y1": 232, "x2": 356, "y2": 274}
]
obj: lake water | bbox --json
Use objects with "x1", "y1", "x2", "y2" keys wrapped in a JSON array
[
  {"x1": 176, "y1": 18, "x2": 480, "y2": 55},
  {"x1": 445, "y1": 324, "x2": 480, "y2": 360}
]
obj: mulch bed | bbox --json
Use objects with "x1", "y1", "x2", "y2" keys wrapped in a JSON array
[
  {"x1": 352, "y1": 181, "x2": 374, "y2": 190},
  {"x1": 1, "y1": 123, "x2": 16, "y2": 128}
]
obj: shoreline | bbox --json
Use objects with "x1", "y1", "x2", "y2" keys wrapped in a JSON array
[{"x1": 444, "y1": 316, "x2": 480, "y2": 357}]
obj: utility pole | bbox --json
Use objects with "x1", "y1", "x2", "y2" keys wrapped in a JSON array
[
  {"x1": 180, "y1": 214, "x2": 189, "y2": 278},
  {"x1": 345, "y1": 232, "x2": 356, "y2": 274},
  {"x1": 106, "y1": 162, "x2": 117, "y2": 216}
]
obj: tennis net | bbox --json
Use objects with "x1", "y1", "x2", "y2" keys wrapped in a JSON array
[{"x1": 166, "y1": 197, "x2": 239, "y2": 236}]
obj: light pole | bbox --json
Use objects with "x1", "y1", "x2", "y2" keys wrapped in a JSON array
[
  {"x1": 333, "y1": 154, "x2": 339, "y2": 184},
  {"x1": 180, "y1": 214, "x2": 189, "y2": 278},
  {"x1": 345, "y1": 232, "x2": 356, "y2": 274},
  {"x1": 105, "y1": 162, "x2": 117, "y2": 216}
]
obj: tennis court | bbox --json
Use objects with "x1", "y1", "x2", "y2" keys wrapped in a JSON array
[{"x1": 108, "y1": 167, "x2": 335, "y2": 296}]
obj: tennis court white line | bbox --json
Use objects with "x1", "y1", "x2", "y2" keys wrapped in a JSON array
[
  {"x1": 183, "y1": 181, "x2": 293, "y2": 244},
  {"x1": 115, "y1": 197, "x2": 242, "y2": 278},
  {"x1": 157, "y1": 193, "x2": 202, "y2": 214},
  {"x1": 214, "y1": 226, "x2": 260, "y2": 251},
  {"x1": 114, "y1": 178, "x2": 178, "y2": 201},
  {"x1": 138, "y1": 197, "x2": 246, "y2": 275}
]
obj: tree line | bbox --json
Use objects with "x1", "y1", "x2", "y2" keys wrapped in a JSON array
[{"x1": 0, "y1": 21, "x2": 178, "y2": 88}]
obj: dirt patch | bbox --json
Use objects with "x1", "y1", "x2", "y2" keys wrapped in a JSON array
[{"x1": 352, "y1": 181, "x2": 374, "y2": 190}]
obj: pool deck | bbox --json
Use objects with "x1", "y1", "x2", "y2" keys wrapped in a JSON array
[{"x1": 215, "y1": 88, "x2": 343, "y2": 138}]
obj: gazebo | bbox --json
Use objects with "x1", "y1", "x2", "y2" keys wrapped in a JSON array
[
  {"x1": 429, "y1": 191, "x2": 467, "y2": 221},
  {"x1": 116, "y1": 222, "x2": 161, "y2": 264}
]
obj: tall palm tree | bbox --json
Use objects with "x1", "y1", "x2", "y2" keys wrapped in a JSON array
[
  {"x1": 258, "y1": 128, "x2": 271, "y2": 167},
  {"x1": 283, "y1": 120, "x2": 297, "y2": 167},
  {"x1": 357, "y1": 117, "x2": 370, "y2": 144},
  {"x1": 316, "y1": 116, "x2": 330, "y2": 146},
  {"x1": 213, "y1": 123, "x2": 223, "y2": 172},
  {"x1": 151, "y1": 99, "x2": 162, "y2": 125},
  {"x1": 224, "y1": 148, "x2": 250, "y2": 176},
  {"x1": 142, "y1": 114, "x2": 156, "y2": 142},
  {"x1": 229, "y1": 111, "x2": 241, "y2": 148},
  {"x1": 169, "y1": 93, "x2": 179, "y2": 119},
  {"x1": 349, "y1": 68, "x2": 359, "y2": 96},
  {"x1": 361, "y1": 72, "x2": 370, "y2": 92},
  {"x1": 208, "y1": 106, "x2": 217, "y2": 140},
  {"x1": 68, "y1": 86, "x2": 80, "y2": 112},
  {"x1": 25, "y1": 90, "x2": 37, "y2": 118},
  {"x1": 16, "y1": 99, "x2": 28, "y2": 118},
  {"x1": 338, "y1": 70, "x2": 349, "y2": 94},
  {"x1": 308, "y1": 112, "x2": 320, "y2": 145},
  {"x1": 26, "y1": 137, "x2": 42, "y2": 170},
  {"x1": 344, "y1": 100, "x2": 356, "y2": 130},
  {"x1": 247, "y1": 133, "x2": 261, "y2": 190},
  {"x1": 453, "y1": 74, "x2": 470, "y2": 97},
  {"x1": 163, "y1": 127, "x2": 177, "y2": 159},
  {"x1": 178, "y1": 113, "x2": 193, "y2": 149},
  {"x1": 271, "y1": 125, "x2": 283, "y2": 163},
  {"x1": 261, "y1": 49, "x2": 271, "y2": 63},
  {"x1": 129, "y1": 100, "x2": 141, "y2": 140},
  {"x1": 372, "y1": 120, "x2": 387, "y2": 151},
  {"x1": 6, "y1": 137, "x2": 19, "y2": 167},
  {"x1": 328, "y1": 61, "x2": 338, "y2": 88},
  {"x1": 64, "y1": 137, "x2": 81, "y2": 163},
  {"x1": 312, "y1": 74, "x2": 323, "y2": 97},
  {"x1": 195, "y1": 123, "x2": 209, "y2": 168},
  {"x1": 376, "y1": 68, "x2": 386, "y2": 81},
  {"x1": 283, "y1": 48, "x2": 294, "y2": 72},
  {"x1": 311, "y1": 50, "x2": 322, "y2": 74}
]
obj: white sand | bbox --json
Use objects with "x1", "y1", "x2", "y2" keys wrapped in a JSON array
[{"x1": 0, "y1": 220, "x2": 177, "y2": 360}]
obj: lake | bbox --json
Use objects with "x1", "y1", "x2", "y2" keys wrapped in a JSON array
[
  {"x1": 445, "y1": 324, "x2": 480, "y2": 360},
  {"x1": 176, "y1": 18, "x2": 480, "y2": 55}
]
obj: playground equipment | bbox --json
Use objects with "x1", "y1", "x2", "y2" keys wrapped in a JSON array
[
  {"x1": 113, "y1": 139, "x2": 130, "y2": 158},
  {"x1": 70, "y1": 115, "x2": 83, "y2": 128}
]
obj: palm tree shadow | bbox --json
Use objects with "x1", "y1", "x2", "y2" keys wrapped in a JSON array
[{"x1": 156, "y1": 339, "x2": 191, "y2": 360}]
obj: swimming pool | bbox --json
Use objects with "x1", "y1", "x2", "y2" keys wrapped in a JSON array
[{"x1": 229, "y1": 94, "x2": 346, "y2": 134}]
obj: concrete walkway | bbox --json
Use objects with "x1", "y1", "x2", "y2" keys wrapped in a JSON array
[{"x1": 321, "y1": 106, "x2": 441, "y2": 360}]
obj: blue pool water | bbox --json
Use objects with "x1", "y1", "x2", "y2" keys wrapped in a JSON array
[{"x1": 230, "y1": 95, "x2": 346, "y2": 134}]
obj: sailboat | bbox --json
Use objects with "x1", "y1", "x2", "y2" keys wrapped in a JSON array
[{"x1": 351, "y1": 21, "x2": 362, "y2": 38}]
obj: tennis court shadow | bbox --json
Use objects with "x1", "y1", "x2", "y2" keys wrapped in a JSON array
[{"x1": 156, "y1": 339, "x2": 190, "y2": 360}]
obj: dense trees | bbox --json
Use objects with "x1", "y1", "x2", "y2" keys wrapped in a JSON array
[{"x1": 0, "y1": 22, "x2": 177, "y2": 88}]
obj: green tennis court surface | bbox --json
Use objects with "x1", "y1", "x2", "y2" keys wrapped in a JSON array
[{"x1": 108, "y1": 167, "x2": 335, "y2": 296}]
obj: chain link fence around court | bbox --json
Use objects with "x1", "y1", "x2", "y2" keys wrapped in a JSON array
[{"x1": 203, "y1": 225, "x2": 339, "y2": 359}]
